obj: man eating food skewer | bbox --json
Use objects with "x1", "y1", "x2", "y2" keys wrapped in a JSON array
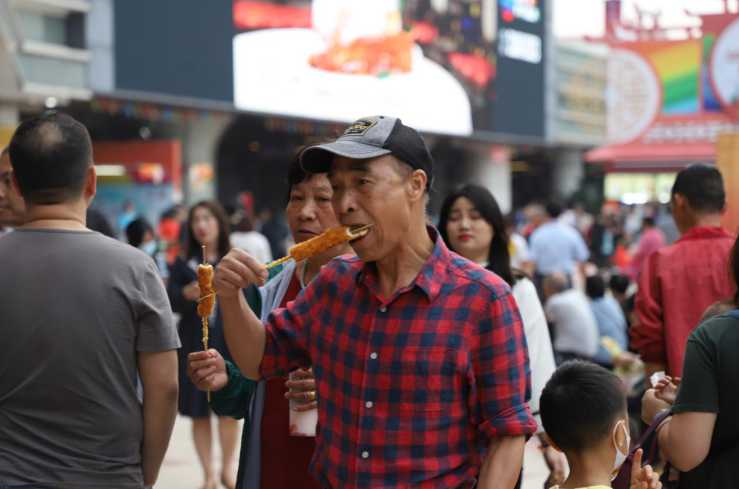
[{"x1": 216, "y1": 115, "x2": 536, "y2": 489}]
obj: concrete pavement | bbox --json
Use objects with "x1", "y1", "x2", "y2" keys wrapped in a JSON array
[{"x1": 157, "y1": 415, "x2": 550, "y2": 489}]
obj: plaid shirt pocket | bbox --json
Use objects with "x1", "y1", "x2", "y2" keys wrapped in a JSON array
[{"x1": 389, "y1": 346, "x2": 458, "y2": 414}]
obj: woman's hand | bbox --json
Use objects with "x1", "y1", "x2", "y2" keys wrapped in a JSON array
[
  {"x1": 182, "y1": 281, "x2": 201, "y2": 302},
  {"x1": 187, "y1": 349, "x2": 229, "y2": 392},
  {"x1": 654, "y1": 376, "x2": 681, "y2": 405},
  {"x1": 285, "y1": 368, "x2": 318, "y2": 411},
  {"x1": 641, "y1": 389, "x2": 671, "y2": 425},
  {"x1": 631, "y1": 449, "x2": 662, "y2": 489}
]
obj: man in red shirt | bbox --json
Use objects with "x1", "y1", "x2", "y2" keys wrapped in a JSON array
[
  {"x1": 632, "y1": 165, "x2": 735, "y2": 378},
  {"x1": 215, "y1": 116, "x2": 535, "y2": 488}
]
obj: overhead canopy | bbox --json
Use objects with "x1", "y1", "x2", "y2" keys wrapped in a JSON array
[{"x1": 586, "y1": 141, "x2": 715, "y2": 172}]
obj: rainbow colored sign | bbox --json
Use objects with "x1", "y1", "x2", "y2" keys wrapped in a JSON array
[{"x1": 590, "y1": 13, "x2": 739, "y2": 168}]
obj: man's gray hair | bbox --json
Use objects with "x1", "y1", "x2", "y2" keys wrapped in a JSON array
[{"x1": 543, "y1": 273, "x2": 569, "y2": 295}]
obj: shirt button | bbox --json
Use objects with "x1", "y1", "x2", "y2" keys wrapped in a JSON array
[
  {"x1": 365, "y1": 401, "x2": 373, "y2": 409},
  {"x1": 370, "y1": 352, "x2": 378, "y2": 360},
  {"x1": 379, "y1": 305, "x2": 387, "y2": 313},
  {"x1": 361, "y1": 451, "x2": 370, "y2": 459}
]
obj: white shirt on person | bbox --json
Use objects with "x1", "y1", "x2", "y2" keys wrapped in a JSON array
[
  {"x1": 512, "y1": 277, "x2": 556, "y2": 432},
  {"x1": 509, "y1": 233, "x2": 531, "y2": 270},
  {"x1": 231, "y1": 231, "x2": 273, "y2": 264},
  {"x1": 544, "y1": 289, "x2": 599, "y2": 359}
]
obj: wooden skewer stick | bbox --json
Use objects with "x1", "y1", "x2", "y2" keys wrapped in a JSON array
[{"x1": 201, "y1": 244, "x2": 211, "y2": 402}]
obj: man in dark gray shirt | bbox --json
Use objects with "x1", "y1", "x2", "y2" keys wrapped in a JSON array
[{"x1": 0, "y1": 112, "x2": 180, "y2": 489}]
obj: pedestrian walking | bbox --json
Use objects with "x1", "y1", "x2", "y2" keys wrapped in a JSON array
[
  {"x1": 168, "y1": 200, "x2": 240, "y2": 489},
  {"x1": 632, "y1": 165, "x2": 734, "y2": 378},
  {"x1": 0, "y1": 112, "x2": 180, "y2": 488}
]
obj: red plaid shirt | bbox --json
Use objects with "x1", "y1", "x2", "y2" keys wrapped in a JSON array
[{"x1": 260, "y1": 229, "x2": 536, "y2": 488}]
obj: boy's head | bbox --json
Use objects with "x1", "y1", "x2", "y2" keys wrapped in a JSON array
[{"x1": 541, "y1": 361, "x2": 630, "y2": 475}]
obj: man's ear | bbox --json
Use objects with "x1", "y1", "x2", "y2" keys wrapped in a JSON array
[
  {"x1": 672, "y1": 193, "x2": 686, "y2": 210},
  {"x1": 407, "y1": 169, "x2": 428, "y2": 203},
  {"x1": 84, "y1": 165, "x2": 97, "y2": 204}
]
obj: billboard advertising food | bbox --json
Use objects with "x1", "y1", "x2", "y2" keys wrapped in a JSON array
[
  {"x1": 591, "y1": 13, "x2": 739, "y2": 166},
  {"x1": 232, "y1": 0, "x2": 546, "y2": 138}
]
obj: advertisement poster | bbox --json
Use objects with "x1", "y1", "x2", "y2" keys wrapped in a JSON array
[
  {"x1": 232, "y1": 0, "x2": 545, "y2": 138},
  {"x1": 592, "y1": 13, "x2": 739, "y2": 166}
]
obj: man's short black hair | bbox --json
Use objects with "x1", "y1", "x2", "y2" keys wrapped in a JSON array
[
  {"x1": 671, "y1": 164, "x2": 725, "y2": 214},
  {"x1": 126, "y1": 217, "x2": 154, "y2": 248},
  {"x1": 540, "y1": 361, "x2": 627, "y2": 452},
  {"x1": 642, "y1": 216, "x2": 655, "y2": 227},
  {"x1": 609, "y1": 274, "x2": 630, "y2": 295},
  {"x1": 585, "y1": 274, "x2": 607, "y2": 299},
  {"x1": 546, "y1": 201, "x2": 563, "y2": 218},
  {"x1": 8, "y1": 111, "x2": 92, "y2": 205}
]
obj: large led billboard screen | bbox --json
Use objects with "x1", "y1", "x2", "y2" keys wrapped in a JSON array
[
  {"x1": 232, "y1": 0, "x2": 546, "y2": 138},
  {"x1": 113, "y1": 1, "x2": 546, "y2": 140}
]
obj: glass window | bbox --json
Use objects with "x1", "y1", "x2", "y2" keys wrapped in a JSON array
[{"x1": 17, "y1": 10, "x2": 68, "y2": 46}]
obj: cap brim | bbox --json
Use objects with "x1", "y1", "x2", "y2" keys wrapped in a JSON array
[{"x1": 300, "y1": 141, "x2": 392, "y2": 173}]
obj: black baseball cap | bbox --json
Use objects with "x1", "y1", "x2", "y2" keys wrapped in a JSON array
[{"x1": 300, "y1": 115, "x2": 434, "y2": 188}]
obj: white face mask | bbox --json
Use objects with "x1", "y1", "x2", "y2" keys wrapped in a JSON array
[
  {"x1": 611, "y1": 419, "x2": 631, "y2": 479},
  {"x1": 140, "y1": 240, "x2": 158, "y2": 257}
]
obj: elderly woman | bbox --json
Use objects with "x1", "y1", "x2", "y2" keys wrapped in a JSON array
[
  {"x1": 187, "y1": 156, "x2": 352, "y2": 489},
  {"x1": 642, "y1": 235, "x2": 739, "y2": 488}
]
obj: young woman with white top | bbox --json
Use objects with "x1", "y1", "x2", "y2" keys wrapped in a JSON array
[{"x1": 439, "y1": 184, "x2": 565, "y2": 487}]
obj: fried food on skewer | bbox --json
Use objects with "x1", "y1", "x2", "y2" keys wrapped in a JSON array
[
  {"x1": 197, "y1": 245, "x2": 216, "y2": 401},
  {"x1": 266, "y1": 224, "x2": 372, "y2": 269},
  {"x1": 197, "y1": 261, "x2": 215, "y2": 320}
]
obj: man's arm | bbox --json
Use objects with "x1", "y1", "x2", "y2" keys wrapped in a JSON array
[
  {"x1": 632, "y1": 253, "x2": 666, "y2": 373},
  {"x1": 138, "y1": 350, "x2": 179, "y2": 487},
  {"x1": 572, "y1": 229, "x2": 590, "y2": 263},
  {"x1": 477, "y1": 435, "x2": 526, "y2": 489},
  {"x1": 473, "y1": 290, "x2": 536, "y2": 488},
  {"x1": 215, "y1": 248, "x2": 269, "y2": 380}
]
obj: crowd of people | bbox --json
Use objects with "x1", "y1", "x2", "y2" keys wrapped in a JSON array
[{"x1": 0, "y1": 111, "x2": 737, "y2": 489}]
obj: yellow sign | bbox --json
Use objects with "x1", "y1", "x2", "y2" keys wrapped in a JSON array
[
  {"x1": 0, "y1": 126, "x2": 15, "y2": 148},
  {"x1": 717, "y1": 133, "x2": 739, "y2": 234}
]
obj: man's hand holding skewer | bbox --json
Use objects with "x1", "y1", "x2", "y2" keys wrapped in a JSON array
[{"x1": 215, "y1": 248, "x2": 269, "y2": 299}]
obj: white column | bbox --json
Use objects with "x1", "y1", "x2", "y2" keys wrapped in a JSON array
[
  {"x1": 87, "y1": 0, "x2": 115, "y2": 92},
  {"x1": 181, "y1": 114, "x2": 233, "y2": 204},
  {"x1": 552, "y1": 147, "x2": 584, "y2": 200},
  {"x1": 472, "y1": 143, "x2": 512, "y2": 214}
]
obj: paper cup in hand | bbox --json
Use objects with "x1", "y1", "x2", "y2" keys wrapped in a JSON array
[
  {"x1": 650, "y1": 371, "x2": 666, "y2": 388},
  {"x1": 289, "y1": 371, "x2": 318, "y2": 437}
]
